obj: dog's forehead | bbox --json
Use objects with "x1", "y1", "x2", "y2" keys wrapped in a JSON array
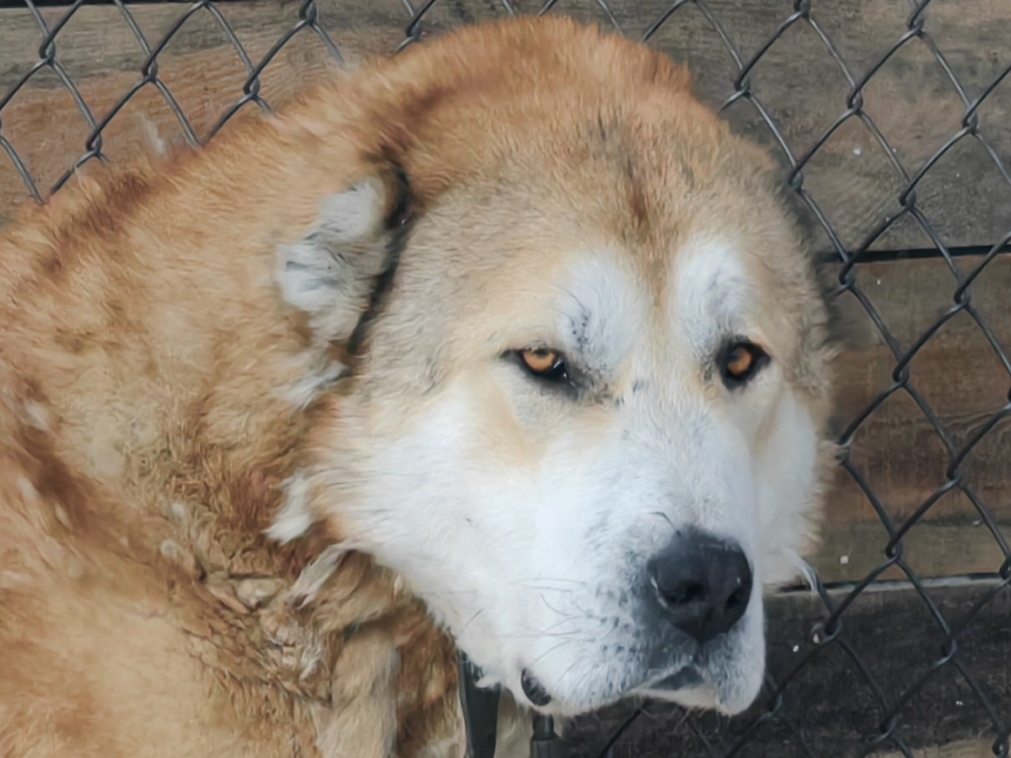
[
  {"x1": 407, "y1": 180, "x2": 771, "y2": 364},
  {"x1": 372, "y1": 22, "x2": 814, "y2": 379},
  {"x1": 491, "y1": 234, "x2": 751, "y2": 360},
  {"x1": 399, "y1": 50, "x2": 743, "y2": 233}
]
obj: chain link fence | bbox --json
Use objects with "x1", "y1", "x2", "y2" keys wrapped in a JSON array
[{"x1": 1, "y1": 1, "x2": 1009, "y2": 756}]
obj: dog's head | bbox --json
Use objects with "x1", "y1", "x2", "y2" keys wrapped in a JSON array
[{"x1": 272, "y1": 17, "x2": 837, "y2": 718}]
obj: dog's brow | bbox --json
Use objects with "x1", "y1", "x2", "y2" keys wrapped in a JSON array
[
  {"x1": 556, "y1": 253, "x2": 643, "y2": 375},
  {"x1": 672, "y1": 237, "x2": 749, "y2": 355}
]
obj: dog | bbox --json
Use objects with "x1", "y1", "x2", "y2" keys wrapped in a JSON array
[{"x1": 0, "y1": 15, "x2": 837, "y2": 757}]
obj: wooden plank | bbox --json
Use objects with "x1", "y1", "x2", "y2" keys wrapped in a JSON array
[
  {"x1": 814, "y1": 521, "x2": 1010, "y2": 586},
  {"x1": 562, "y1": 580, "x2": 1011, "y2": 757},
  {"x1": 812, "y1": 252, "x2": 1011, "y2": 583},
  {"x1": 1, "y1": 0, "x2": 1010, "y2": 249},
  {"x1": 880, "y1": 741, "x2": 1001, "y2": 758}
]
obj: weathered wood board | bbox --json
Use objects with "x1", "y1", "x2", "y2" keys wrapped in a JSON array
[
  {"x1": 880, "y1": 741, "x2": 1007, "y2": 758},
  {"x1": 0, "y1": 0, "x2": 1009, "y2": 583},
  {"x1": 815, "y1": 252, "x2": 1011, "y2": 583}
]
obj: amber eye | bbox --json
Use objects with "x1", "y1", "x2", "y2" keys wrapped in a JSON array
[
  {"x1": 720, "y1": 341, "x2": 768, "y2": 387},
  {"x1": 518, "y1": 348, "x2": 569, "y2": 383}
]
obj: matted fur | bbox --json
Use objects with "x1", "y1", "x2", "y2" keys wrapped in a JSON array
[{"x1": 0, "y1": 16, "x2": 836, "y2": 757}]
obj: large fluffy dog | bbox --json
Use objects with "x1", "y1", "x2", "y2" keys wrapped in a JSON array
[{"x1": 0, "y1": 15, "x2": 836, "y2": 757}]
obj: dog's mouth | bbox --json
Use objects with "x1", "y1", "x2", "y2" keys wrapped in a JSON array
[
  {"x1": 518, "y1": 663, "x2": 709, "y2": 712},
  {"x1": 642, "y1": 665, "x2": 705, "y2": 692},
  {"x1": 630, "y1": 663, "x2": 725, "y2": 711}
]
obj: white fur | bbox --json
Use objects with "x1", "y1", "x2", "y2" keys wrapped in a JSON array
[
  {"x1": 266, "y1": 472, "x2": 315, "y2": 543},
  {"x1": 275, "y1": 178, "x2": 390, "y2": 343},
  {"x1": 140, "y1": 115, "x2": 169, "y2": 158},
  {"x1": 15, "y1": 475, "x2": 38, "y2": 502},
  {"x1": 275, "y1": 206, "x2": 825, "y2": 721},
  {"x1": 317, "y1": 180, "x2": 386, "y2": 243},
  {"x1": 168, "y1": 500, "x2": 188, "y2": 524},
  {"x1": 21, "y1": 399, "x2": 51, "y2": 431},
  {"x1": 288, "y1": 543, "x2": 348, "y2": 608},
  {"x1": 673, "y1": 236, "x2": 753, "y2": 353}
]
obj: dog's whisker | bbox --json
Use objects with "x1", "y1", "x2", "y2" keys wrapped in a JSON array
[
  {"x1": 498, "y1": 630, "x2": 591, "y2": 641},
  {"x1": 532, "y1": 638, "x2": 579, "y2": 666},
  {"x1": 427, "y1": 593, "x2": 477, "y2": 599},
  {"x1": 518, "y1": 584, "x2": 578, "y2": 593},
  {"x1": 513, "y1": 576, "x2": 590, "y2": 587},
  {"x1": 553, "y1": 655, "x2": 587, "y2": 691},
  {"x1": 537, "y1": 592, "x2": 574, "y2": 622},
  {"x1": 540, "y1": 614, "x2": 584, "y2": 633},
  {"x1": 649, "y1": 510, "x2": 677, "y2": 532}
]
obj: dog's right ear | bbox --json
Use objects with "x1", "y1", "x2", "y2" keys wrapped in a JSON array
[{"x1": 275, "y1": 166, "x2": 413, "y2": 346}]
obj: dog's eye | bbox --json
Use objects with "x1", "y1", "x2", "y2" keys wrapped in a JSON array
[
  {"x1": 518, "y1": 348, "x2": 569, "y2": 383},
  {"x1": 720, "y1": 341, "x2": 768, "y2": 387}
]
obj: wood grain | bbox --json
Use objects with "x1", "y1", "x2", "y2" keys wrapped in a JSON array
[
  {"x1": 880, "y1": 741, "x2": 1003, "y2": 758},
  {"x1": 814, "y1": 252, "x2": 1011, "y2": 583}
]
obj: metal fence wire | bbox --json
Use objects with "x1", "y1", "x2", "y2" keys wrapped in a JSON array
[{"x1": 1, "y1": 0, "x2": 1010, "y2": 756}]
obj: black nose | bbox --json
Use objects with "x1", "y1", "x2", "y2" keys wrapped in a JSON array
[{"x1": 648, "y1": 532, "x2": 753, "y2": 644}]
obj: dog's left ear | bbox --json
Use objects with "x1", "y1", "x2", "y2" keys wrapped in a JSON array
[{"x1": 275, "y1": 166, "x2": 413, "y2": 346}]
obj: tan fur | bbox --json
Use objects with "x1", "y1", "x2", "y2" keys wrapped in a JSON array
[{"x1": 0, "y1": 16, "x2": 833, "y2": 757}]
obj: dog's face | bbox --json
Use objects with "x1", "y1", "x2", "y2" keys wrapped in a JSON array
[{"x1": 277, "y1": 19, "x2": 835, "y2": 719}]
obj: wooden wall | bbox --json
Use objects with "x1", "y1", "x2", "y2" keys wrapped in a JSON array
[{"x1": 2, "y1": 2, "x2": 1009, "y2": 754}]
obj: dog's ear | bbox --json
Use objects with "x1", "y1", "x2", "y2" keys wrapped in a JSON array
[{"x1": 275, "y1": 166, "x2": 413, "y2": 346}]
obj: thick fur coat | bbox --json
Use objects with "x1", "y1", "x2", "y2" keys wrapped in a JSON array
[{"x1": 0, "y1": 16, "x2": 835, "y2": 757}]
